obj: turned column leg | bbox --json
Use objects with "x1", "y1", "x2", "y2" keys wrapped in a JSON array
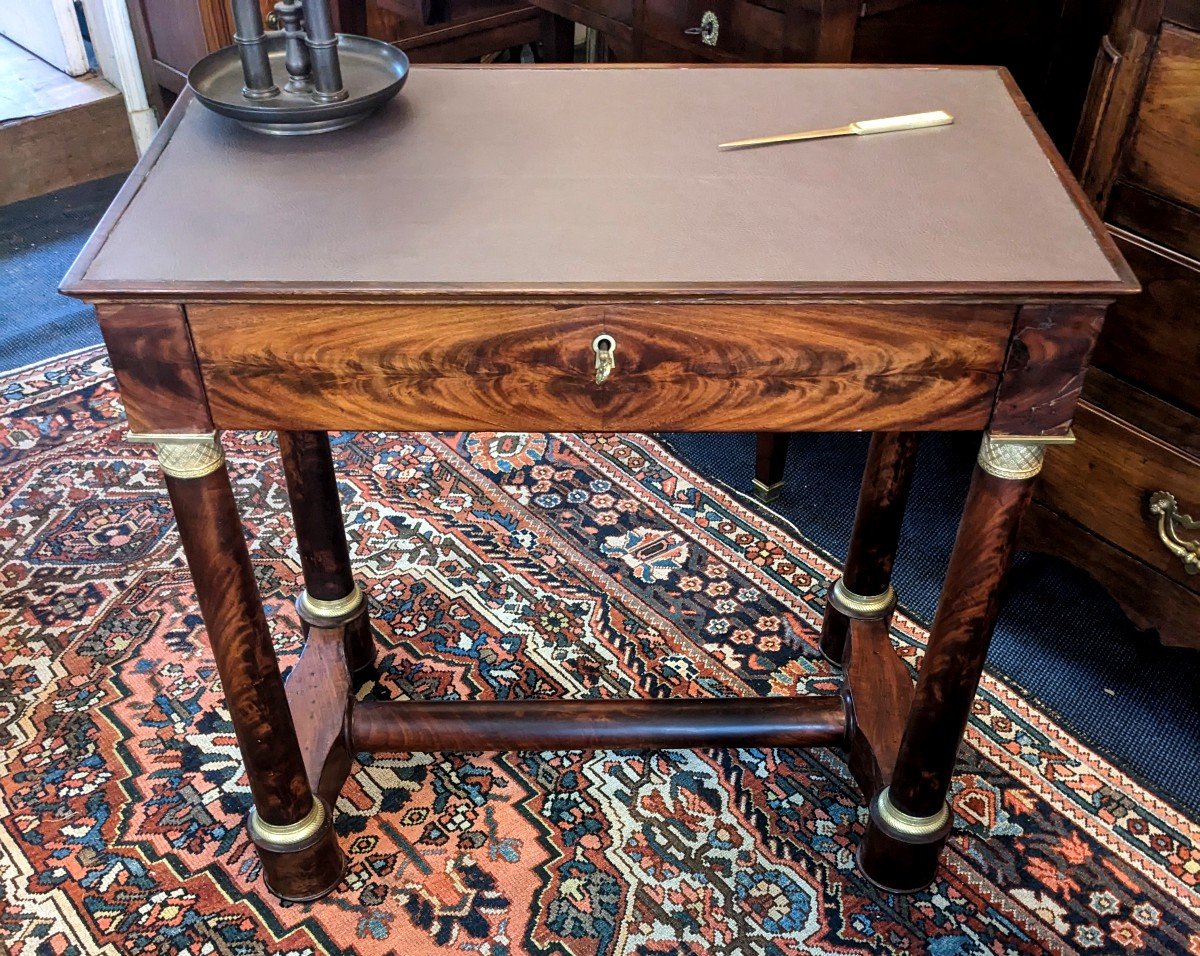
[
  {"x1": 821, "y1": 432, "x2": 920, "y2": 666},
  {"x1": 147, "y1": 432, "x2": 344, "y2": 901},
  {"x1": 277, "y1": 431, "x2": 374, "y2": 673},
  {"x1": 753, "y1": 432, "x2": 790, "y2": 502},
  {"x1": 857, "y1": 435, "x2": 1044, "y2": 893}
]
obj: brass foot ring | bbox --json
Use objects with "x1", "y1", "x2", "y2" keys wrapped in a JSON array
[
  {"x1": 872, "y1": 786, "x2": 952, "y2": 843},
  {"x1": 829, "y1": 580, "x2": 896, "y2": 620},
  {"x1": 298, "y1": 584, "x2": 365, "y2": 626},
  {"x1": 752, "y1": 479, "x2": 784, "y2": 503},
  {"x1": 249, "y1": 799, "x2": 326, "y2": 851}
]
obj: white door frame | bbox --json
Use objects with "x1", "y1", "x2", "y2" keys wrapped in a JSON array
[{"x1": 79, "y1": 0, "x2": 158, "y2": 154}]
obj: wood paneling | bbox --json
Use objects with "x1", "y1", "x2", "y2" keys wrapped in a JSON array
[{"x1": 186, "y1": 302, "x2": 1011, "y2": 432}]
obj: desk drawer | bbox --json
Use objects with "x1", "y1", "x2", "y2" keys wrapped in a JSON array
[
  {"x1": 186, "y1": 302, "x2": 1011, "y2": 433},
  {"x1": 1038, "y1": 402, "x2": 1200, "y2": 590}
]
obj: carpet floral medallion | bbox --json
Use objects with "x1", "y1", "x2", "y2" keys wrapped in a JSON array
[{"x1": 1, "y1": 347, "x2": 1198, "y2": 955}]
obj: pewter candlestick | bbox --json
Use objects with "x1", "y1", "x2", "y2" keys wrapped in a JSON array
[{"x1": 188, "y1": 0, "x2": 408, "y2": 134}]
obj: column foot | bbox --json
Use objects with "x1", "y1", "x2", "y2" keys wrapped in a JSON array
[
  {"x1": 857, "y1": 786, "x2": 952, "y2": 894},
  {"x1": 752, "y1": 478, "x2": 784, "y2": 503},
  {"x1": 251, "y1": 797, "x2": 346, "y2": 902}
]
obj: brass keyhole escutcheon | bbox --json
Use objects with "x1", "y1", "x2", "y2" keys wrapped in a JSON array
[
  {"x1": 685, "y1": 10, "x2": 720, "y2": 46},
  {"x1": 593, "y1": 334, "x2": 616, "y2": 385}
]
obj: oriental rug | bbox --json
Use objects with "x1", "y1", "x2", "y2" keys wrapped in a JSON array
[{"x1": 1, "y1": 347, "x2": 1197, "y2": 955}]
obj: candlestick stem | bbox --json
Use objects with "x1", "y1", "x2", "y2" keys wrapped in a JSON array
[
  {"x1": 231, "y1": 0, "x2": 279, "y2": 99},
  {"x1": 274, "y1": 0, "x2": 312, "y2": 92},
  {"x1": 302, "y1": 0, "x2": 348, "y2": 103}
]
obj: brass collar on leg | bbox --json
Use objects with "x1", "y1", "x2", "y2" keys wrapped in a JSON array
[
  {"x1": 249, "y1": 799, "x2": 326, "y2": 849},
  {"x1": 300, "y1": 584, "x2": 364, "y2": 620},
  {"x1": 875, "y1": 786, "x2": 951, "y2": 840},
  {"x1": 829, "y1": 580, "x2": 896, "y2": 620}
]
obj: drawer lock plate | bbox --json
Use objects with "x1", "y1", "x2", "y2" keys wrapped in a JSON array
[
  {"x1": 593, "y1": 334, "x2": 616, "y2": 385},
  {"x1": 1148, "y1": 491, "x2": 1200, "y2": 575}
]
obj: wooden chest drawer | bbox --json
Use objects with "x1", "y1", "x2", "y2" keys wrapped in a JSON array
[
  {"x1": 638, "y1": 0, "x2": 785, "y2": 61},
  {"x1": 184, "y1": 301, "x2": 1011, "y2": 433},
  {"x1": 1092, "y1": 230, "x2": 1200, "y2": 417},
  {"x1": 1038, "y1": 402, "x2": 1200, "y2": 591},
  {"x1": 1123, "y1": 22, "x2": 1200, "y2": 213}
]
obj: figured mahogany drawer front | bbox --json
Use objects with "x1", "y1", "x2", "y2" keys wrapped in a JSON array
[
  {"x1": 1038, "y1": 402, "x2": 1200, "y2": 590},
  {"x1": 638, "y1": 0, "x2": 785, "y2": 60},
  {"x1": 186, "y1": 302, "x2": 1011, "y2": 434}
]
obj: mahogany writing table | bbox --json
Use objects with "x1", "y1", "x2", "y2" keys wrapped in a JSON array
[{"x1": 62, "y1": 64, "x2": 1137, "y2": 901}]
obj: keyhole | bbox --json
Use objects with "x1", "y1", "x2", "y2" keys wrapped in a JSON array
[{"x1": 592, "y1": 334, "x2": 617, "y2": 385}]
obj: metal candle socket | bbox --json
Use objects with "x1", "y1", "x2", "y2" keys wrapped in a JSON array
[
  {"x1": 232, "y1": 0, "x2": 343, "y2": 101},
  {"x1": 189, "y1": 1, "x2": 409, "y2": 135}
]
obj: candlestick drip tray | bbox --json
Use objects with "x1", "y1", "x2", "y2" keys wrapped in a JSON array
[{"x1": 189, "y1": 34, "x2": 409, "y2": 135}]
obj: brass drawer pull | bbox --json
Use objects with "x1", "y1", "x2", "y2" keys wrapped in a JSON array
[
  {"x1": 684, "y1": 10, "x2": 719, "y2": 46},
  {"x1": 593, "y1": 333, "x2": 616, "y2": 384},
  {"x1": 1148, "y1": 491, "x2": 1200, "y2": 575}
]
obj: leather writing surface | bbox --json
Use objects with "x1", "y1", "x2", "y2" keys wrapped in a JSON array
[{"x1": 83, "y1": 66, "x2": 1123, "y2": 291}]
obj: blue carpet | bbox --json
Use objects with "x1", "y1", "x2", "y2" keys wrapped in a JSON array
[
  {"x1": 0, "y1": 174, "x2": 121, "y2": 372},
  {"x1": 3, "y1": 175, "x2": 1196, "y2": 815}
]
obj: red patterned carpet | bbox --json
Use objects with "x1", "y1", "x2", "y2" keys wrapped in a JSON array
[{"x1": 2, "y1": 347, "x2": 1198, "y2": 955}]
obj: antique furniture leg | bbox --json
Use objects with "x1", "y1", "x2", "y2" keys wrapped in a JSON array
[
  {"x1": 857, "y1": 434, "x2": 1044, "y2": 892},
  {"x1": 821, "y1": 432, "x2": 920, "y2": 666},
  {"x1": 277, "y1": 430, "x2": 373, "y2": 673},
  {"x1": 753, "y1": 432, "x2": 790, "y2": 502},
  {"x1": 147, "y1": 432, "x2": 345, "y2": 901}
]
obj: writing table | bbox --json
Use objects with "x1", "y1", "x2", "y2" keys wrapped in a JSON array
[{"x1": 62, "y1": 64, "x2": 1137, "y2": 901}]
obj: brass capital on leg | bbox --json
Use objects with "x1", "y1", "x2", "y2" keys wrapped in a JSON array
[
  {"x1": 977, "y1": 431, "x2": 1075, "y2": 481},
  {"x1": 129, "y1": 430, "x2": 225, "y2": 479}
]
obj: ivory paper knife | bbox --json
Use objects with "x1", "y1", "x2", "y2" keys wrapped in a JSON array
[{"x1": 717, "y1": 110, "x2": 954, "y2": 151}]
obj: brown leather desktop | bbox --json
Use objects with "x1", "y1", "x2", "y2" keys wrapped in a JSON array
[
  {"x1": 79, "y1": 66, "x2": 1122, "y2": 292},
  {"x1": 62, "y1": 64, "x2": 1135, "y2": 904}
]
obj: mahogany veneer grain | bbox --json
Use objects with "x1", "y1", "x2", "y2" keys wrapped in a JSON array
[{"x1": 188, "y1": 302, "x2": 1012, "y2": 433}]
